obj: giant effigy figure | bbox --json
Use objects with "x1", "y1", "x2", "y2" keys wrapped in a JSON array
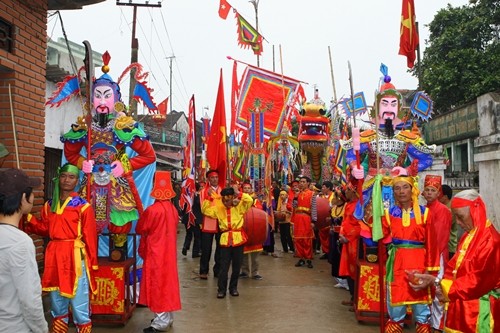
[
  {"x1": 341, "y1": 72, "x2": 435, "y2": 242},
  {"x1": 47, "y1": 50, "x2": 157, "y2": 260}
]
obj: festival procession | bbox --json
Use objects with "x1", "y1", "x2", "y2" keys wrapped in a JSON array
[{"x1": 0, "y1": 0, "x2": 499, "y2": 332}]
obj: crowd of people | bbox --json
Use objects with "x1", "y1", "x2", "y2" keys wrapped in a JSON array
[{"x1": 1, "y1": 71, "x2": 499, "y2": 333}]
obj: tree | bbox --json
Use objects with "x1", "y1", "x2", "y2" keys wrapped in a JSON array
[{"x1": 414, "y1": 1, "x2": 500, "y2": 114}]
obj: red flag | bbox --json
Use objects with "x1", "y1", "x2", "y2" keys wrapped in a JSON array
[
  {"x1": 218, "y1": 0, "x2": 232, "y2": 20},
  {"x1": 399, "y1": 0, "x2": 419, "y2": 68},
  {"x1": 206, "y1": 69, "x2": 227, "y2": 188},
  {"x1": 157, "y1": 97, "x2": 168, "y2": 115},
  {"x1": 180, "y1": 95, "x2": 197, "y2": 226}
]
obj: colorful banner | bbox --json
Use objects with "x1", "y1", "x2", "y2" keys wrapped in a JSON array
[
  {"x1": 235, "y1": 13, "x2": 263, "y2": 55},
  {"x1": 180, "y1": 95, "x2": 197, "y2": 226},
  {"x1": 235, "y1": 65, "x2": 303, "y2": 139}
]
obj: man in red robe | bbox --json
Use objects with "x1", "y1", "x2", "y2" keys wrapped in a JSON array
[
  {"x1": 25, "y1": 163, "x2": 98, "y2": 333},
  {"x1": 338, "y1": 182, "x2": 361, "y2": 310},
  {"x1": 411, "y1": 190, "x2": 500, "y2": 333},
  {"x1": 318, "y1": 181, "x2": 335, "y2": 259},
  {"x1": 292, "y1": 176, "x2": 317, "y2": 269},
  {"x1": 137, "y1": 171, "x2": 181, "y2": 333},
  {"x1": 422, "y1": 174, "x2": 452, "y2": 332}
]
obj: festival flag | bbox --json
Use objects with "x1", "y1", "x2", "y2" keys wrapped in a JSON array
[
  {"x1": 235, "y1": 64, "x2": 303, "y2": 139},
  {"x1": 180, "y1": 95, "x2": 197, "y2": 226},
  {"x1": 235, "y1": 13, "x2": 263, "y2": 55},
  {"x1": 339, "y1": 92, "x2": 367, "y2": 117},
  {"x1": 206, "y1": 69, "x2": 227, "y2": 188},
  {"x1": 219, "y1": 0, "x2": 232, "y2": 20},
  {"x1": 157, "y1": 97, "x2": 168, "y2": 115},
  {"x1": 399, "y1": 0, "x2": 419, "y2": 68}
]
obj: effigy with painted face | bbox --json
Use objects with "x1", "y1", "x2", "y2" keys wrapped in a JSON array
[
  {"x1": 48, "y1": 51, "x2": 157, "y2": 260},
  {"x1": 340, "y1": 68, "x2": 435, "y2": 241}
]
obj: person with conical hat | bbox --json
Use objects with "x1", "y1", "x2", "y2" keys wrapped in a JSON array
[
  {"x1": 377, "y1": 175, "x2": 440, "y2": 333},
  {"x1": 24, "y1": 163, "x2": 98, "y2": 333},
  {"x1": 137, "y1": 171, "x2": 181, "y2": 333}
]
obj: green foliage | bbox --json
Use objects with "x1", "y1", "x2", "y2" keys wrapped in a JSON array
[{"x1": 413, "y1": 1, "x2": 500, "y2": 114}]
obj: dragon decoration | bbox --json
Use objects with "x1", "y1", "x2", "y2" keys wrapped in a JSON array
[{"x1": 297, "y1": 89, "x2": 331, "y2": 184}]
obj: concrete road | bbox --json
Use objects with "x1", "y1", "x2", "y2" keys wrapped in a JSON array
[{"x1": 60, "y1": 225, "x2": 413, "y2": 332}]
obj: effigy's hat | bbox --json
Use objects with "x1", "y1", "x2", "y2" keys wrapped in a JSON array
[
  {"x1": 424, "y1": 174, "x2": 442, "y2": 192},
  {"x1": 151, "y1": 171, "x2": 176, "y2": 200}
]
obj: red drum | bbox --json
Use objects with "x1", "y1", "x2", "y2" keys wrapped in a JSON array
[
  {"x1": 315, "y1": 196, "x2": 332, "y2": 229},
  {"x1": 243, "y1": 207, "x2": 269, "y2": 252}
]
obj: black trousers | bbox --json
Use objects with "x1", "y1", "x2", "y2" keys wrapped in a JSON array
[
  {"x1": 183, "y1": 224, "x2": 201, "y2": 257},
  {"x1": 279, "y1": 223, "x2": 294, "y2": 252},
  {"x1": 217, "y1": 245, "x2": 244, "y2": 294},
  {"x1": 347, "y1": 276, "x2": 355, "y2": 300},
  {"x1": 199, "y1": 231, "x2": 221, "y2": 275}
]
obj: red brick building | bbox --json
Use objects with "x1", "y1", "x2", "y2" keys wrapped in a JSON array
[{"x1": 0, "y1": 0, "x2": 103, "y2": 265}]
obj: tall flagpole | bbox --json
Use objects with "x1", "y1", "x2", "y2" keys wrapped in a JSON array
[{"x1": 250, "y1": 0, "x2": 260, "y2": 67}]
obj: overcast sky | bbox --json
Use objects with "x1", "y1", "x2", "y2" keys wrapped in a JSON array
[{"x1": 47, "y1": 0, "x2": 469, "y2": 122}]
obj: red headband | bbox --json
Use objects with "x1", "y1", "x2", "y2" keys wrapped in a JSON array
[
  {"x1": 451, "y1": 195, "x2": 487, "y2": 230},
  {"x1": 207, "y1": 171, "x2": 218, "y2": 177},
  {"x1": 451, "y1": 197, "x2": 474, "y2": 209}
]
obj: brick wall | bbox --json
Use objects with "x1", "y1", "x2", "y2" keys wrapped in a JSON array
[{"x1": 0, "y1": 0, "x2": 47, "y2": 266}]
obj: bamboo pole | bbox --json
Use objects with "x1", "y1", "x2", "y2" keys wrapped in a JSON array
[{"x1": 8, "y1": 84, "x2": 20, "y2": 168}]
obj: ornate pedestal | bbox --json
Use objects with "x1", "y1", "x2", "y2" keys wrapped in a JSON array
[{"x1": 91, "y1": 257, "x2": 136, "y2": 324}]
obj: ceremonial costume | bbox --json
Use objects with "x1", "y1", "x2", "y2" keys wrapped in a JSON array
[
  {"x1": 439, "y1": 193, "x2": 500, "y2": 333},
  {"x1": 25, "y1": 164, "x2": 98, "y2": 333},
  {"x1": 292, "y1": 187, "x2": 317, "y2": 264},
  {"x1": 202, "y1": 191, "x2": 253, "y2": 297},
  {"x1": 380, "y1": 176, "x2": 440, "y2": 333},
  {"x1": 137, "y1": 171, "x2": 180, "y2": 332},
  {"x1": 423, "y1": 175, "x2": 452, "y2": 331},
  {"x1": 338, "y1": 200, "x2": 360, "y2": 300}
]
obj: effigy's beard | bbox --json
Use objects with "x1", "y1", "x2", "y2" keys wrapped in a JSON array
[
  {"x1": 384, "y1": 118, "x2": 394, "y2": 138},
  {"x1": 95, "y1": 112, "x2": 109, "y2": 128}
]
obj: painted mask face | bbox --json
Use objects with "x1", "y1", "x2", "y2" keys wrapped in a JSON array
[
  {"x1": 93, "y1": 85, "x2": 115, "y2": 114},
  {"x1": 379, "y1": 95, "x2": 399, "y2": 122}
]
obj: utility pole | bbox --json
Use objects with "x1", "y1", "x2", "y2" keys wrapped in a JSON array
[
  {"x1": 116, "y1": 0, "x2": 161, "y2": 119},
  {"x1": 249, "y1": 0, "x2": 260, "y2": 67},
  {"x1": 166, "y1": 55, "x2": 175, "y2": 114}
]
